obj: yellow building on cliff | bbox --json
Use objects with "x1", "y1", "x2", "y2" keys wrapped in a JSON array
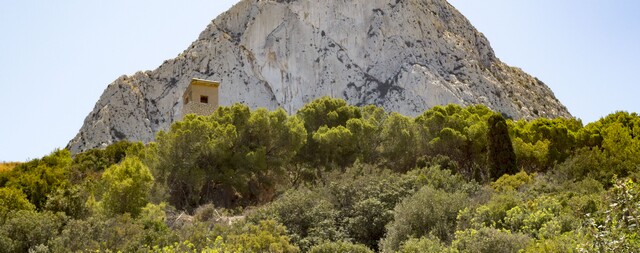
[{"x1": 181, "y1": 78, "x2": 220, "y2": 119}]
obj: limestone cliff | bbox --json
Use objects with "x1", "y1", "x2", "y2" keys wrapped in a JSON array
[{"x1": 68, "y1": 0, "x2": 570, "y2": 154}]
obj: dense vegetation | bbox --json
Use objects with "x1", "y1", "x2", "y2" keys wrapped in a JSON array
[
  {"x1": 0, "y1": 162, "x2": 20, "y2": 173},
  {"x1": 1, "y1": 97, "x2": 640, "y2": 252}
]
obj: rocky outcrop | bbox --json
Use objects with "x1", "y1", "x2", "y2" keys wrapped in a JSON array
[{"x1": 68, "y1": 0, "x2": 570, "y2": 154}]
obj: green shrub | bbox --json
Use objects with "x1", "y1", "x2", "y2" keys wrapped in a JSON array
[
  {"x1": 139, "y1": 202, "x2": 175, "y2": 248},
  {"x1": 251, "y1": 189, "x2": 343, "y2": 251},
  {"x1": 0, "y1": 210, "x2": 66, "y2": 253},
  {"x1": 223, "y1": 220, "x2": 300, "y2": 253},
  {"x1": 69, "y1": 140, "x2": 144, "y2": 183},
  {"x1": 343, "y1": 197, "x2": 393, "y2": 250},
  {"x1": 491, "y1": 171, "x2": 534, "y2": 192},
  {"x1": 101, "y1": 156, "x2": 154, "y2": 217},
  {"x1": 309, "y1": 241, "x2": 373, "y2": 253},
  {"x1": 161, "y1": 219, "x2": 299, "y2": 253},
  {"x1": 502, "y1": 196, "x2": 575, "y2": 239},
  {"x1": 452, "y1": 227, "x2": 531, "y2": 253},
  {"x1": 44, "y1": 184, "x2": 90, "y2": 219},
  {"x1": 48, "y1": 213, "x2": 149, "y2": 252},
  {"x1": 583, "y1": 178, "x2": 640, "y2": 252},
  {"x1": 4, "y1": 149, "x2": 71, "y2": 209},
  {"x1": 398, "y1": 235, "x2": 452, "y2": 253},
  {"x1": 324, "y1": 164, "x2": 416, "y2": 250},
  {"x1": 522, "y1": 232, "x2": 584, "y2": 253},
  {"x1": 380, "y1": 186, "x2": 469, "y2": 252},
  {"x1": 0, "y1": 187, "x2": 34, "y2": 222},
  {"x1": 457, "y1": 193, "x2": 522, "y2": 230},
  {"x1": 193, "y1": 203, "x2": 219, "y2": 223}
]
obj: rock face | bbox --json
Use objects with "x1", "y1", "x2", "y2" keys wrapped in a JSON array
[{"x1": 68, "y1": 0, "x2": 570, "y2": 154}]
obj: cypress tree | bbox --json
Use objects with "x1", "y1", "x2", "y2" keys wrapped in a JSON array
[{"x1": 487, "y1": 113, "x2": 517, "y2": 179}]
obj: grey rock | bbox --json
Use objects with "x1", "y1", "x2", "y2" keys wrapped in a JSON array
[{"x1": 67, "y1": 0, "x2": 570, "y2": 154}]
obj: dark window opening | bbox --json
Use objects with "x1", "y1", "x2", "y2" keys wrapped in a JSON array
[{"x1": 200, "y1": 95, "x2": 209, "y2": 104}]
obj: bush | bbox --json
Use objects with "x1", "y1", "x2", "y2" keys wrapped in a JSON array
[
  {"x1": 139, "y1": 202, "x2": 175, "y2": 248},
  {"x1": 398, "y1": 235, "x2": 452, "y2": 253},
  {"x1": 101, "y1": 156, "x2": 154, "y2": 217},
  {"x1": 522, "y1": 232, "x2": 584, "y2": 253},
  {"x1": 44, "y1": 184, "x2": 90, "y2": 219},
  {"x1": 491, "y1": 171, "x2": 534, "y2": 192},
  {"x1": 452, "y1": 227, "x2": 531, "y2": 253},
  {"x1": 4, "y1": 149, "x2": 71, "y2": 209},
  {"x1": 502, "y1": 196, "x2": 574, "y2": 239},
  {"x1": 380, "y1": 186, "x2": 469, "y2": 252},
  {"x1": 222, "y1": 220, "x2": 300, "y2": 253},
  {"x1": 69, "y1": 140, "x2": 144, "y2": 183},
  {"x1": 193, "y1": 203, "x2": 219, "y2": 223},
  {"x1": 251, "y1": 189, "x2": 344, "y2": 251},
  {"x1": 324, "y1": 164, "x2": 416, "y2": 250},
  {"x1": 408, "y1": 165, "x2": 480, "y2": 195},
  {"x1": 161, "y1": 219, "x2": 299, "y2": 253},
  {"x1": 343, "y1": 197, "x2": 393, "y2": 250},
  {"x1": 456, "y1": 193, "x2": 522, "y2": 230},
  {"x1": 0, "y1": 210, "x2": 66, "y2": 253},
  {"x1": 48, "y1": 213, "x2": 149, "y2": 252},
  {"x1": 0, "y1": 187, "x2": 34, "y2": 221},
  {"x1": 583, "y1": 178, "x2": 640, "y2": 252},
  {"x1": 309, "y1": 241, "x2": 374, "y2": 253}
]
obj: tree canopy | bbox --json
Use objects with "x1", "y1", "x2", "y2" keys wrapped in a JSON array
[{"x1": 1, "y1": 98, "x2": 639, "y2": 252}]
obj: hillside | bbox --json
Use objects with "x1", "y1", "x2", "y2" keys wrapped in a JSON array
[
  {"x1": 67, "y1": 0, "x2": 569, "y2": 154},
  {"x1": 1, "y1": 98, "x2": 639, "y2": 252}
]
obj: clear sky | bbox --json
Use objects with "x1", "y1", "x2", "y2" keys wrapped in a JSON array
[{"x1": 1, "y1": 1, "x2": 639, "y2": 162}]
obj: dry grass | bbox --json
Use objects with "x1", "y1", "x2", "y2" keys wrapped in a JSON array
[{"x1": 0, "y1": 162, "x2": 20, "y2": 173}]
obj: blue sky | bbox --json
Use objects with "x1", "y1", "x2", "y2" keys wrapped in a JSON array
[
  {"x1": 1, "y1": 1, "x2": 639, "y2": 161},
  {"x1": 449, "y1": 0, "x2": 640, "y2": 125}
]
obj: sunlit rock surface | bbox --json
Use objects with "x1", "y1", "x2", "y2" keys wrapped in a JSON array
[{"x1": 68, "y1": 0, "x2": 570, "y2": 154}]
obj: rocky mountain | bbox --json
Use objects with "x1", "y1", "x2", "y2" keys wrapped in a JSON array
[{"x1": 68, "y1": 0, "x2": 570, "y2": 154}]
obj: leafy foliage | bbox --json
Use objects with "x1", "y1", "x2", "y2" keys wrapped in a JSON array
[
  {"x1": 218, "y1": 220, "x2": 300, "y2": 253},
  {"x1": 68, "y1": 140, "x2": 143, "y2": 183},
  {"x1": 0, "y1": 187, "x2": 34, "y2": 221},
  {"x1": 415, "y1": 104, "x2": 494, "y2": 178},
  {"x1": 309, "y1": 241, "x2": 374, "y2": 253},
  {"x1": 101, "y1": 156, "x2": 154, "y2": 217},
  {"x1": 154, "y1": 104, "x2": 306, "y2": 211},
  {"x1": 452, "y1": 227, "x2": 531, "y2": 253},
  {"x1": 0, "y1": 210, "x2": 67, "y2": 253},
  {"x1": 509, "y1": 117, "x2": 582, "y2": 171},
  {"x1": 0, "y1": 162, "x2": 19, "y2": 173},
  {"x1": 584, "y1": 178, "x2": 640, "y2": 252},
  {"x1": 380, "y1": 185, "x2": 471, "y2": 252},
  {"x1": 251, "y1": 189, "x2": 344, "y2": 251},
  {"x1": 398, "y1": 235, "x2": 452, "y2": 253},
  {"x1": 487, "y1": 113, "x2": 517, "y2": 179},
  {"x1": 44, "y1": 184, "x2": 90, "y2": 219},
  {"x1": 1, "y1": 149, "x2": 71, "y2": 209},
  {"x1": 1, "y1": 98, "x2": 640, "y2": 252},
  {"x1": 296, "y1": 97, "x2": 362, "y2": 169}
]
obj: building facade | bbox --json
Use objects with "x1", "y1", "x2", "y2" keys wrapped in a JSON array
[{"x1": 180, "y1": 78, "x2": 220, "y2": 119}]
